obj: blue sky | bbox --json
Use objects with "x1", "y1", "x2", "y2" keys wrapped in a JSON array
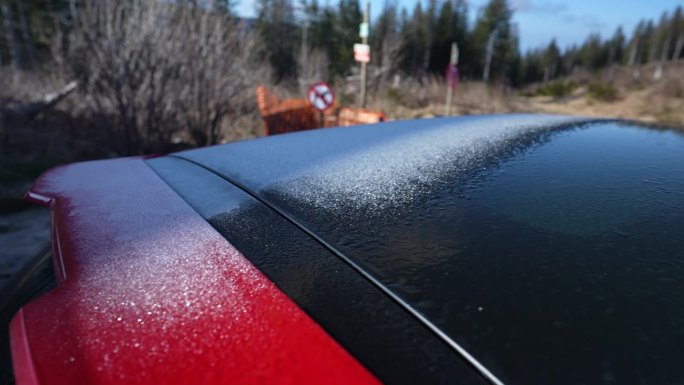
[{"x1": 236, "y1": 0, "x2": 682, "y2": 51}]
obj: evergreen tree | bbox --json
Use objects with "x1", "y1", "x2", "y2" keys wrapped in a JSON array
[
  {"x1": 398, "y1": 2, "x2": 426, "y2": 74},
  {"x1": 370, "y1": 3, "x2": 400, "y2": 71},
  {"x1": 672, "y1": 6, "x2": 684, "y2": 60},
  {"x1": 471, "y1": 0, "x2": 518, "y2": 81},
  {"x1": 332, "y1": 0, "x2": 361, "y2": 78},
  {"x1": 0, "y1": 0, "x2": 69, "y2": 68},
  {"x1": 256, "y1": 0, "x2": 298, "y2": 82},
  {"x1": 641, "y1": 20, "x2": 656, "y2": 63},
  {"x1": 607, "y1": 27, "x2": 625, "y2": 65},
  {"x1": 542, "y1": 39, "x2": 560, "y2": 82},
  {"x1": 214, "y1": 0, "x2": 233, "y2": 14},
  {"x1": 517, "y1": 49, "x2": 543, "y2": 85},
  {"x1": 651, "y1": 11, "x2": 671, "y2": 63},
  {"x1": 430, "y1": 0, "x2": 469, "y2": 75},
  {"x1": 579, "y1": 33, "x2": 609, "y2": 70}
]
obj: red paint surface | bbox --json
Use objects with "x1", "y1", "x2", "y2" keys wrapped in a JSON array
[{"x1": 10, "y1": 158, "x2": 379, "y2": 385}]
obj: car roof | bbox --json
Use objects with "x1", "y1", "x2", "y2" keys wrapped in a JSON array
[{"x1": 158, "y1": 115, "x2": 684, "y2": 384}]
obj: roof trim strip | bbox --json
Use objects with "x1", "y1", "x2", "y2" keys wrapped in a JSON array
[{"x1": 171, "y1": 154, "x2": 506, "y2": 385}]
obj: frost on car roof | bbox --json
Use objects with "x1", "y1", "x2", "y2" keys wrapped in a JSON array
[
  {"x1": 178, "y1": 116, "x2": 684, "y2": 384},
  {"x1": 180, "y1": 114, "x2": 585, "y2": 212}
]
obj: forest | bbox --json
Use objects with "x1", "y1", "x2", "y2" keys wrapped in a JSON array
[{"x1": 256, "y1": 0, "x2": 683, "y2": 86}]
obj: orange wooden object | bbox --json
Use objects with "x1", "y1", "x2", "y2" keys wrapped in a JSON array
[
  {"x1": 337, "y1": 108, "x2": 386, "y2": 127},
  {"x1": 256, "y1": 86, "x2": 386, "y2": 135},
  {"x1": 256, "y1": 86, "x2": 318, "y2": 135}
]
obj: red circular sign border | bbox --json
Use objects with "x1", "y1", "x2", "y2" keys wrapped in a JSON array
[{"x1": 307, "y1": 82, "x2": 336, "y2": 112}]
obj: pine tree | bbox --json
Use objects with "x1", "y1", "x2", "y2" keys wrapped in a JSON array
[
  {"x1": 608, "y1": 27, "x2": 625, "y2": 65},
  {"x1": 398, "y1": 3, "x2": 426, "y2": 74},
  {"x1": 542, "y1": 39, "x2": 560, "y2": 82},
  {"x1": 652, "y1": 11, "x2": 672, "y2": 63},
  {"x1": 256, "y1": 0, "x2": 298, "y2": 82},
  {"x1": 430, "y1": 0, "x2": 469, "y2": 75},
  {"x1": 471, "y1": 0, "x2": 518, "y2": 81},
  {"x1": 371, "y1": 3, "x2": 400, "y2": 71},
  {"x1": 0, "y1": 0, "x2": 68, "y2": 68},
  {"x1": 672, "y1": 6, "x2": 684, "y2": 60},
  {"x1": 519, "y1": 48, "x2": 545, "y2": 85},
  {"x1": 627, "y1": 22, "x2": 645, "y2": 66},
  {"x1": 332, "y1": 0, "x2": 361, "y2": 78},
  {"x1": 579, "y1": 34, "x2": 609, "y2": 71}
]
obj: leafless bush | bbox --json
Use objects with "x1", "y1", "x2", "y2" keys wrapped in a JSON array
[
  {"x1": 298, "y1": 48, "x2": 329, "y2": 94},
  {"x1": 53, "y1": 0, "x2": 268, "y2": 154},
  {"x1": 0, "y1": 67, "x2": 65, "y2": 107},
  {"x1": 659, "y1": 75, "x2": 684, "y2": 99}
]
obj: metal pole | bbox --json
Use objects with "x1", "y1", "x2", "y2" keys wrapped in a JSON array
[
  {"x1": 445, "y1": 42, "x2": 459, "y2": 116},
  {"x1": 359, "y1": 0, "x2": 370, "y2": 108}
]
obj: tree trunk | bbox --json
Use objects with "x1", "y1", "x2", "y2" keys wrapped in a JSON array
[
  {"x1": 628, "y1": 41, "x2": 639, "y2": 66},
  {"x1": 648, "y1": 36, "x2": 659, "y2": 63},
  {"x1": 1, "y1": 2, "x2": 21, "y2": 70},
  {"x1": 482, "y1": 31, "x2": 496, "y2": 82},
  {"x1": 660, "y1": 33, "x2": 672, "y2": 63},
  {"x1": 17, "y1": 1, "x2": 35, "y2": 69},
  {"x1": 654, "y1": 33, "x2": 672, "y2": 80},
  {"x1": 673, "y1": 34, "x2": 684, "y2": 61}
]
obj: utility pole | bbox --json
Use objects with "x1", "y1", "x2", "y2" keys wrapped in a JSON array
[
  {"x1": 300, "y1": 21, "x2": 308, "y2": 95},
  {"x1": 359, "y1": 0, "x2": 370, "y2": 108},
  {"x1": 444, "y1": 42, "x2": 459, "y2": 116}
]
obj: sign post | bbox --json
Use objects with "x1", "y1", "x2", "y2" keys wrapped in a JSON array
[
  {"x1": 353, "y1": 44, "x2": 370, "y2": 63},
  {"x1": 445, "y1": 42, "x2": 460, "y2": 116},
  {"x1": 358, "y1": 0, "x2": 370, "y2": 108},
  {"x1": 307, "y1": 82, "x2": 335, "y2": 127}
]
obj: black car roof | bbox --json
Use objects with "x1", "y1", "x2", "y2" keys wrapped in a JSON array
[{"x1": 151, "y1": 115, "x2": 684, "y2": 384}]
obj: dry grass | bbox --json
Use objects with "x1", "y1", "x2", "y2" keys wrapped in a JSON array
[
  {"x1": 343, "y1": 62, "x2": 683, "y2": 128},
  {"x1": 516, "y1": 61, "x2": 684, "y2": 126},
  {"x1": 360, "y1": 77, "x2": 518, "y2": 119}
]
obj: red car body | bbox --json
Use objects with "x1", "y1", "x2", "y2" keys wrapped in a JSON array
[{"x1": 11, "y1": 157, "x2": 377, "y2": 385}]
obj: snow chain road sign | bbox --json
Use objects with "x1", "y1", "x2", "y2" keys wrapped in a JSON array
[
  {"x1": 359, "y1": 22, "x2": 369, "y2": 38},
  {"x1": 307, "y1": 82, "x2": 335, "y2": 112},
  {"x1": 354, "y1": 43, "x2": 371, "y2": 63},
  {"x1": 446, "y1": 64, "x2": 460, "y2": 89}
]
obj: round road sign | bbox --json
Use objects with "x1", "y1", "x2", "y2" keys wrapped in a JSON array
[{"x1": 307, "y1": 82, "x2": 335, "y2": 112}]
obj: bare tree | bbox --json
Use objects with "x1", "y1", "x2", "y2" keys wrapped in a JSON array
[
  {"x1": 298, "y1": 48, "x2": 329, "y2": 89},
  {"x1": 16, "y1": 1, "x2": 35, "y2": 69},
  {"x1": 175, "y1": 9, "x2": 264, "y2": 146},
  {"x1": 1, "y1": 2, "x2": 20, "y2": 70},
  {"x1": 54, "y1": 0, "x2": 266, "y2": 154}
]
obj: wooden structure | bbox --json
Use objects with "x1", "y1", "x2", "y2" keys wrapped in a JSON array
[
  {"x1": 256, "y1": 86, "x2": 385, "y2": 136},
  {"x1": 256, "y1": 86, "x2": 318, "y2": 135},
  {"x1": 337, "y1": 107, "x2": 385, "y2": 127}
]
